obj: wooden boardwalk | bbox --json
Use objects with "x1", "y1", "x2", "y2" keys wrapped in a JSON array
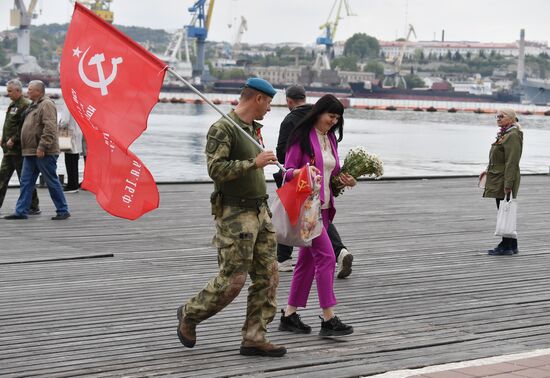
[{"x1": 1, "y1": 175, "x2": 550, "y2": 377}]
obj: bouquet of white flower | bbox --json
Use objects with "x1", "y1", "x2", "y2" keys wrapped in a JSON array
[{"x1": 332, "y1": 147, "x2": 384, "y2": 196}]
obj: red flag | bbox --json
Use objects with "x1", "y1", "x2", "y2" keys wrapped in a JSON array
[
  {"x1": 276, "y1": 166, "x2": 312, "y2": 225},
  {"x1": 60, "y1": 3, "x2": 167, "y2": 220}
]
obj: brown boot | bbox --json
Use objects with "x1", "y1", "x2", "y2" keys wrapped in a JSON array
[
  {"x1": 176, "y1": 305, "x2": 196, "y2": 348},
  {"x1": 239, "y1": 340, "x2": 287, "y2": 357}
]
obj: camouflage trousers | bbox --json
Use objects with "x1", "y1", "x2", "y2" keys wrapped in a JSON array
[
  {"x1": 182, "y1": 203, "x2": 279, "y2": 343},
  {"x1": 0, "y1": 155, "x2": 39, "y2": 210}
]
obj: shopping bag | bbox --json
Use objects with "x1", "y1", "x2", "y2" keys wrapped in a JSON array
[
  {"x1": 58, "y1": 128, "x2": 73, "y2": 152},
  {"x1": 271, "y1": 164, "x2": 323, "y2": 247},
  {"x1": 494, "y1": 196, "x2": 517, "y2": 238}
]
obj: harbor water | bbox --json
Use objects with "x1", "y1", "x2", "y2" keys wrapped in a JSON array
[{"x1": 1, "y1": 98, "x2": 550, "y2": 183}]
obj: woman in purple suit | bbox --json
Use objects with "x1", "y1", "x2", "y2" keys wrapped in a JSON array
[{"x1": 278, "y1": 94, "x2": 356, "y2": 337}]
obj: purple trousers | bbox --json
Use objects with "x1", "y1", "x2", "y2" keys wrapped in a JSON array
[{"x1": 287, "y1": 209, "x2": 337, "y2": 309}]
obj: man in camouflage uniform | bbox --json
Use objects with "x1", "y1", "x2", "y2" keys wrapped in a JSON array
[
  {"x1": 0, "y1": 79, "x2": 39, "y2": 214},
  {"x1": 177, "y1": 78, "x2": 286, "y2": 357}
]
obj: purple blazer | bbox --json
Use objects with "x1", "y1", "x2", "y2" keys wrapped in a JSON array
[{"x1": 284, "y1": 128, "x2": 341, "y2": 221}]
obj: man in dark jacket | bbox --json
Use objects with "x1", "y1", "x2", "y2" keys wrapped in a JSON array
[
  {"x1": 274, "y1": 85, "x2": 353, "y2": 279},
  {"x1": 0, "y1": 79, "x2": 40, "y2": 214}
]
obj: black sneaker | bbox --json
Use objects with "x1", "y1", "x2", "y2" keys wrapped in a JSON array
[
  {"x1": 28, "y1": 208, "x2": 41, "y2": 215},
  {"x1": 51, "y1": 213, "x2": 71, "y2": 220},
  {"x1": 319, "y1": 315, "x2": 354, "y2": 337},
  {"x1": 487, "y1": 246, "x2": 514, "y2": 256},
  {"x1": 279, "y1": 309, "x2": 311, "y2": 334},
  {"x1": 4, "y1": 213, "x2": 28, "y2": 220}
]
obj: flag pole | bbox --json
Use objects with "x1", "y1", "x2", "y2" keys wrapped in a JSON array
[{"x1": 167, "y1": 67, "x2": 286, "y2": 172}]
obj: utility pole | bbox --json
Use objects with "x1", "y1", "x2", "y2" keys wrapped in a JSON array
[{"x1": 517, "y1": 29, "x2": 525, "y2": 82}]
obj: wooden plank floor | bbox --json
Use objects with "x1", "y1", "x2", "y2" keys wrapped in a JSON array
[{"x1": 1, "y1": 176, "x2": 550, "y2": 377}]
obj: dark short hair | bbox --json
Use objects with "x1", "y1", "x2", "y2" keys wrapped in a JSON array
[{"x1": 285, "y1": 85, "x2": 306, "y2": 100}]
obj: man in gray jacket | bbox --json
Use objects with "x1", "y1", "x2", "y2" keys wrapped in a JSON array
[{"x1": 4, "y1": 80, "x2": 70, "y2": 220}]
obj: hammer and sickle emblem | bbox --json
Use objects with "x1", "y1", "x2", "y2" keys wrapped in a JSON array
[
  {"x1": 78, "y1": 47, "x2": 123, "y2": 96},
  {"x1": 297, "y1": 179, "x2": 309, "y2": 191}
]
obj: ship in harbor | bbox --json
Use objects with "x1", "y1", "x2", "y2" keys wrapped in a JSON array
[
  {"x1": 211, "y1": 79, "x2": 351, "y2": 96},
  {"x1": 522, "y1": 79, "x2": 550, "y2": 106},
  {"x1": 348, "y1": 81, "x2": 521, "y2": 103}
]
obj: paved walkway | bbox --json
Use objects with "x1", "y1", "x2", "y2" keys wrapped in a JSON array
[
  {"x1": 373, "y1": 349, "x2": 550, "y2": 377},
  {"x1": 2, "y1": 176, "x2": 550, "y2": 377}
]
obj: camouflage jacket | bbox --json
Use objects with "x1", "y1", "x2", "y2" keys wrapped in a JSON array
[
  {"x1": 205, "y1": 111, "x2": 266, "y2": 199},
  {"x1": 1, "y1": 96, "x2": 30, "y2": 156}
]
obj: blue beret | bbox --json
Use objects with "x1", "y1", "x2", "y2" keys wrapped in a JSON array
[{"x1": 245, "y1": 77, "x2": 277, "y2": 98}]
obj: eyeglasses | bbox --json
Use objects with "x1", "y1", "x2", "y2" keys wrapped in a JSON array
[{"x1": 496, "y1": 114, "x2": 505, "y2": 120}]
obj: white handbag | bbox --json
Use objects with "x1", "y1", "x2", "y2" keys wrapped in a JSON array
[
  {"x1": 494, "y1": 195, "x2": 517, "y2": 238},
  {"x1": 58, "y1": 128, "x2": 73, "y2": 152},
  {"x1": 58, "y1": 136, "x2": 72, "y2": 151}
]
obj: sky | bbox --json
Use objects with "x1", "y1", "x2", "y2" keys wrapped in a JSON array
[{"x1": 1, "y1": 0, "x2": 549, "y2": 45}]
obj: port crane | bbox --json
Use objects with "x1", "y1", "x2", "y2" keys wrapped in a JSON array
[
  {"x1": 231, "y1": 16, "x2": 247, "y2": 59},
  {"x1": 185, "y1": 0, "x2": 215, "y2": 80},
  {"x1": 75, "y1": 0, "x2": 114, "y2": 24},
  {"x1": 382, "y1": 24, "x2": 416, "y2": 89},
  {"x1": 162, "y1": 29, "x2": 193, "y2": 78},
  {"x1": 314, "y1": 0, "x2": 354, "y2": 71},
  {"x1": 6, "y1": 0, "x2": 43, "y2": 74}
]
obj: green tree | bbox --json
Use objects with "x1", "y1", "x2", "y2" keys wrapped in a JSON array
[
  {"x1": 275, "y1": 45, "x2": 292, "y2": 58},
  {"x1": 331, "y1": 55, "x2": 359, "y2": 71},
  {"x1": 364, "y1": 60, "x2": 384, "y2": 78},
  {"x1": 404, "y1": 74, "x2": 425, "y2": 89},
  {"x1": 413, "y1": 48, "x2": 424, "y2": 62},
  {"x1": 526, "y1": 54, "x2": 550, "y2": 79},
  {"x1": 221, "y1": 68, "x2": 247, "y2": 80},
  {"x1": 0, "y1": 47, "x2": 7, "y2": 66},
  {"x1": 343, "y1": 33, "x2": 380, "y2": 59},
  {"x1": 453, "y1": 51, "x2": 462, "y2": 61}
]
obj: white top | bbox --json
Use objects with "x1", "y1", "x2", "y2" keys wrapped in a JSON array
[
  {"x1": 58, "y1": 105, "x2": 83, "y2": 154},
  {"x1": 316, "y1": 129, "x2": 336, "y2": 209}
]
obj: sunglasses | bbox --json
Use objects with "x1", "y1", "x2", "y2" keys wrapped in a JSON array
[{"x1": 496, "y1": 114, "x2": 505, "y2": 120}]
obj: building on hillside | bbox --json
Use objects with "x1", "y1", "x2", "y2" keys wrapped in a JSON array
[
  {"x1": 337, "y1": 70, "x2": 375, "y2": 85},
  {"x1": 248, "y1": 66, "x2": 302, "y2": 85},
  {"x1": 248, "y1": 65, "x2": 375, "y2": 87},
  {"x1": 333, "y1": 41, "x2": 346, "y2": 57},
  {"x1": 380, "y1": 40, "x2": 549, "y2": 60}
]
